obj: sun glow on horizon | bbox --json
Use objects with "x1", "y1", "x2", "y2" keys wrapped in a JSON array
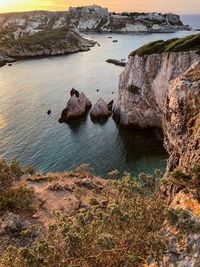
[
  {"x1": 0, "y1": 0, "x2": 61, "y2": 13},
  {"x1": 0, "y1": 0, "x2": 200, "y2": 14}
]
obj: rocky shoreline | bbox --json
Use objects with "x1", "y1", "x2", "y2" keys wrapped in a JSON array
[
  {"x1": 0, "y1": 7, "x2": 190, "y2": 37},
  {"x1": 0, "y1": 7, "x2": 192, "y2": 67},
  {"x1": 106, "y1": 59, "x2": 126, "y2": 67},
  {"x1": 0, "y1": 59, "x2": 199, "y2": 265},
  {"x1": 0, "y1": 27, "x2": 96, "y2": 67}
]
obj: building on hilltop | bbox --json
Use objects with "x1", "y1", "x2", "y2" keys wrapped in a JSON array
[{"x1": 69, "y1": 5, "x2": 108, "y2": 17}]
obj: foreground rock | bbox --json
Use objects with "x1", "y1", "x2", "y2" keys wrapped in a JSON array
[
  {"x1": 59, "y1": 89, "x2": 92, "y2": 123},
  {"x1": 90, "y1": 98, "x2": 113, "y2": 122},
  {"x1": 163, "y1": 61, "x2": 200, "y2": 175},
  {"x1": 113, "y1": 35, "x2": 200, "y2": 128},
  {"x1": 106, "y1": 59, "x2": 126, "y2": 67}
]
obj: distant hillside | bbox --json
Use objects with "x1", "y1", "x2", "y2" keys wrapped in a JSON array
[{"x1": 0, "y1": 6, "x2": 191, "y2": 34}]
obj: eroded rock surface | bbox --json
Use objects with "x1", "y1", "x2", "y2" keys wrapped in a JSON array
[
  {"x1": 59, "y1": 89, "x2": 92, "y2": 123},
  {"x1": 113, "y1": 51, "x2": 199, "y2": 128},
  {"x1": 90, "y1": 98, "x2": 112, "y2": 122},
  {"x1": 0, "y1": 8, "x2": 189, "y2": 36},
  {"x1": 163, "y1": 61, "x2": 200, "y2": 175}
]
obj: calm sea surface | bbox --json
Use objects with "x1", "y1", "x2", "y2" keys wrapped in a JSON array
[
  {"x1": 0, "y1": 27, "x2": 199, "y2": 176},
  {"x1": 181, "y1": 14, "x2": 200, "y2": 29}
]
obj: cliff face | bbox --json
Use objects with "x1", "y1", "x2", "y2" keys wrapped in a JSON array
[
  {"x1": 0, "y1": 11, "x2": 96, "y2": 61},
  {"x1": 153, "y1": 62, "x2": 200, "y2": 267},
  {"x1": 0, "y1": 11, "x2": 70, "y2": 38},
  {"x1": 114, "y1": 51, "x2": 199, "y2": 128},
  {"x1": 163, "y1": 62, "x2": 200, "y2": 174},
  {"x1": 0, "y1": 9, "x2": 189, "y2": 35},
  {"x1": 69, "y1": 6, "x2": 189, "y2": 32}
]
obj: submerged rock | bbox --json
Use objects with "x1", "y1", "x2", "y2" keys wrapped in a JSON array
[
  {"x1": 106, "y1": 59, "x2": 126, "y2": 67},
  {"x1": 59, "y1": 89, "x2": 92, "y2": 123},
  {"x1": 90, "y1": 98, "x2": 113, "y2": 122}
]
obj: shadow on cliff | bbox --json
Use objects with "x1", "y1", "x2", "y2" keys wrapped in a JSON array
[{"x1": 116, "y1": 127, "x2": 168, "y2": 163}]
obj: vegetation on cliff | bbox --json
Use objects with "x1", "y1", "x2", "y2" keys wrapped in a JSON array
[
  {"x1": 1, "y1": 159, "x2": 200, "y2": 266},
  {"x1": 0, "y1": 27, "x2": 95, "y2": 58},
  {"x1": 130, "y1": 34, "x2": 200, "y2": 57}
]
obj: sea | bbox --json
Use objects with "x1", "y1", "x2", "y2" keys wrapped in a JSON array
[{"x1": 0, "y1": 14, "x2": 199, "y2": 177}]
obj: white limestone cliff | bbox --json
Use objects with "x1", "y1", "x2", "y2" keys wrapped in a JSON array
[
  {"x1": 0, "y1": 8, "x2": 190, "y2": 36},
  {"x1": 113, "y1": 51, "x2": 199, "y2": 128}
]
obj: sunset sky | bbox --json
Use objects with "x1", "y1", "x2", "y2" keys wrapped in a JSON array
[{"x1": 0, "y1": 0, "x2": 200, "y2": 14}]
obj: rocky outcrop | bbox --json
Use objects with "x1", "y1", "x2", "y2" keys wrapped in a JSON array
[
  {"x1": 0, "y1": 27, "x2": 95, "y2": 60},
  {"x1": 68, "y1": 6, "x2": 190, "y2": 33},
  {"x1": 106, "y1": 59, "x2": 126, "y2": 67},
  {"x1": 148, "y1": 190, "x2": 200, "y2": 267},
  {"x1": 90, "y1": 98, "x2": 113, "y2": 122},
  {"x1": 0, "y1": 53, "x2": 15, "y2": 67},
  {"x1": 163, "y1": 62, "x2": 200, "y2": 175},
  {"x1": 113, "y1": 51, "x2": 199, "y2": 128},
  {"x1": 59, "y1": 89, "x2": 92, "y2": 123},
  {"x1": 151, "y1": 62, "x2": 200, "y2": 267},
  {"x1": 0, "y1": 8, "x2": 189, "y2": 36}
]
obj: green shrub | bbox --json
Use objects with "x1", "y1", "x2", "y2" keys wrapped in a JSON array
[
  {"x1": 74, "y1": 164, "x2": 94, "y2": 178},
  {"x1": 108, "y1": 169, "x2": 119, "y2": 179},
  {"x1": 138, "y1": 172, "x2": 156, "y2": 188},
  {"x1": 129, "y1": 34, "x2": 200, "y2": 57},
  {"x1": 3, "y1": 172, "x2": 167, "y2": 267},
  {"x1": 193, "y1": 164, "x2": 200, "y2": 180},
  {"x1": 171, "y1": 170, "x2": 192, "y2": 181},
  {"x1": 167, "y1": 208, "x2": 200, "y2": 233},
  {"x1": 0, "y1": 186, "x2": 36, "y2": 216},
  {"x1": 89, "y1": 197, "x2": 100, "y2": 206},
  {"x1": 0, "y1": 158, "x2": 35, "y2": 192}
]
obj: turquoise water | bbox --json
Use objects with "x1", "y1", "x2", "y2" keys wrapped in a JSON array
[{"x1": 0, "y1": 30, "x2": 198, "y2": 176}]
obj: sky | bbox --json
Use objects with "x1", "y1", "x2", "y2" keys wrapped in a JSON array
[{"x1": 0, "y1": 0, "x2": 200, "y2": 14}]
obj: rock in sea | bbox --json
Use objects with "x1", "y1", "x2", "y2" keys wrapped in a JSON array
[
  {"x1": 106, "y1": 59, "x2": 126, "y2": 67},
  {"x1": 90, "y1": 98, "x2": 113, "y2": 122},
  {"x1": 59, "y1": 89, "x2": 92, "y2": 123}
]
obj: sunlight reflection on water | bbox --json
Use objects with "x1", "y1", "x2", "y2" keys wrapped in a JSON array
[{"x1": 0, "y1": 114, "x2": 7, "y2": 129}]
